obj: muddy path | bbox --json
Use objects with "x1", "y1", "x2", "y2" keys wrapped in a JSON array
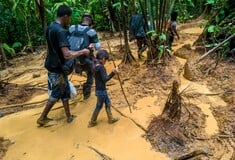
[{"x1": 0, "y1": 21, "x2": 234, "y2": 160}]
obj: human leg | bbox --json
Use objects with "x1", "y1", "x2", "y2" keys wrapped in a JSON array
[
  {"x1": 37, "y1": 72, "x2": 61, "y2": 126},
  {"x1": 88, "y1": 95, "x2": 104, "y2": 127},
  {"x1": 62, "y1": 100, "x2": 76, "y2": 123},
  {"x1": 167, "y1": 33, "x2": 174, "y2": 50},
  {"x1": 83, "y1": 64, "x2": 94, "y2": 100},
  {"x1": 37, "y1": 99, "x2": 56, "y2": 126},
  {"x1": 104, "y1": 95, "x2": 119, "y2": 124},
  {"x1": 137, "y1": 37, "x2": 147, "y2": 59}
]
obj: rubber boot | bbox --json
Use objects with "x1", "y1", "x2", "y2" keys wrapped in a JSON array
[
  {"x1": 62, "y1": 100, "x2": 76, "y2": 123},
  {"x1": 88, "y1": 111, "x2": 99, "y2": 128},
  {"x1": 105, "y1": 107, "x2": 119, "y2": 124},
  {"x1": 37, "y1": 100, "x2": 56, "y2": 126}
]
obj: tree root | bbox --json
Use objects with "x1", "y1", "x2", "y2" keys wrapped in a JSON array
[
  {"x1": 111, "y1": 105, "x2": 147, "y2": 132},
  {"x1": 175, "y1": 148, "x2": 211, "y2": 160},
  {"x1": 87, "y1": 146, "x2": 112, "y2": 160}
]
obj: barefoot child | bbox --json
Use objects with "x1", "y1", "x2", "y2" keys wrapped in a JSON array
[{"x1": 88, "y1": 50, "x2": 119, "y2": 127}]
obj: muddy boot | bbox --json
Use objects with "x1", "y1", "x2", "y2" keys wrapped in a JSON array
[
  {"x1": 105, "y1": 107, "x2": 119, "y2": 124},
  {"x1": 62, "y1": 100, "x2": 76, "y2": 123},
  {"x1": 88, "y1": 111, "x2": 99, "y2": 128},
  {"x1": 37, "y1": 100, "x2": 56, "y2": 126}
]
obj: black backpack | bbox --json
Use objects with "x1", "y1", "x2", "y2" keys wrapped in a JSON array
[{"x1": 68, "y1": 25, "x2": 90, "y2": 51}]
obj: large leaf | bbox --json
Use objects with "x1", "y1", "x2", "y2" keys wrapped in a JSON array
[
  {"x1": 159, "y1": 33, "x2": 167, "y2": 41},
  {"x1": 208, "y1": 25, "x2": 216, "y2": 33},
  {"x1": 158, "y1": 45, "x2": 164, "y2": 59}
]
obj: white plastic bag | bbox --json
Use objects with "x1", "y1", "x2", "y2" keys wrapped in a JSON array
[{"x1": 69, "y1": 81, "x2": 77, "y2": 98}]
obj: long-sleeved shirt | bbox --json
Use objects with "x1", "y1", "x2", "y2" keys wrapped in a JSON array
[{"x1": 95, "y1": 64, "x2": 115, "y2": 91}]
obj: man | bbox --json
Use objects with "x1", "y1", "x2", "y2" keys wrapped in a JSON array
[
  {"x1": 166, "y1": 11, "x2": 180, "y2": 51},
  {"x1": 37, "y1": 5, "x2": 90, "y2": 126},
  {"x1": 69, "y1": 13, "x2": 101, "y2": 100},
  {"x1": 129, "y1": 12, "x2": 147, "y2": 59}
]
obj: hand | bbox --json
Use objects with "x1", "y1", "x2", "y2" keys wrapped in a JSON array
[
  {"x1": 89, "y1": 43, "x2": 94, "y2": 49},
  {"x1": 113, "y1": 67, "x2": 120, "y2": 74},
  {"x1": 81, "y1": 48, "x2": 90, "y2": 56}
]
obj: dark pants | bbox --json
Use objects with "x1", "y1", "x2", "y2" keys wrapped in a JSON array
[
  {"x1": 136, "y1": 37, "x2": 147, "y2": 51},
  {"x1": 167, "y1": 32, "x2": 174, "y2": 50},
  {"x1": 94, "y1": 90, "x2": 111, "y2": 113},
  {"x1": 76, "y1": 56, "x2": 94, "y2": 98}
]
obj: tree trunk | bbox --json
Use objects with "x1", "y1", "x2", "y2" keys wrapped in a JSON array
[
  {"x1": 107, "y1": 0, "x2": 116, "y2": 34},
  {"x1": 0, "y1": 42, "x2": 8, "y2": 63},
  {"x1": 35, "y1": 0, "x2": 47, "y2": 35},
  {"x1": 120, "y1": 0, "x2": 135, "y2": 64}
]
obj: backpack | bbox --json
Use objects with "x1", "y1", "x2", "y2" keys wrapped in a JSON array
[{"x1": 68, "y1": 25, "x2": 90, "y2": 51}]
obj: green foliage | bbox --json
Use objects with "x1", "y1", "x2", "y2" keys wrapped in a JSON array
[
  {"x1": 2, "y1": 43, "x2": 16, "y2": 57},
  {"x1": 174, "y1": 0, "x2": 197, "y2": 22},
  {"x1": 12, "y1": 42, "x2": 22, "y2": 48},
  {"x1": 206, "y1": 0, "x2": 215, "y2": 5},
  {"x1": 158, "y1": 45, "x2": 164, "y2": 59},
  {"x1": 199, "y1": 0, "x2": 235, "y2": 59},
  {"x1": 159, "y1": 33, "x2": 167, "y2": 42}
]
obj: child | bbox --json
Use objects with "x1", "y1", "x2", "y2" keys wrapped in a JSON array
[
  {"x1": 88, "y1": 50, "x2": 119, "y2": 127},
  {"x1": 166, "y1": 11, "x2": 180, "y2": 50}
]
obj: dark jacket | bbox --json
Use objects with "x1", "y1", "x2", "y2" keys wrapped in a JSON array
[{"x1": 95, "y1": 63, "x2": 115, "y2": 91}]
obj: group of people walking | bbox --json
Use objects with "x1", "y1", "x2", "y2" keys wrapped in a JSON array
[
  {"x1": 37, "y1": 4, "x2": 119, "y2": 128},
  {"x1": 37, "y1": 4, "x2": 180, "y2": 128}
]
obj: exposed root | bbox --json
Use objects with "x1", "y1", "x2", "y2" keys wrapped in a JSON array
[
  {"x1": 175, "y1": 147, "x2": 211, "y2": 160},
  {"x1": 87, "y1": 146, "x2": 112, "y2": 160},
  {"x1": 111, "y1": 105, "x2": 147, "y2": 132}
]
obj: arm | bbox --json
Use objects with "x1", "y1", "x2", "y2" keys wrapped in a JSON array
[
  {"x1": 172, "y1": 24, "x2": 180, "y2": 39},
  {"x1": 100, "y1": 66, "x2": 115, "y2": 83},
  {"x1": 61, "y1": 47, "x2": 90, "y2": 59},
  {"x1": 87, "y1": 29, "x2": 101, "y2": 50},
  {"x1": 58, "y1": 28, "x2": 90, "y2": 59}
]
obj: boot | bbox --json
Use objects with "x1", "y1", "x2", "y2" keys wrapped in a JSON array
[
  {"x1": 105, "y1": 107, "x2": 119, "y2": 124},
  {"x1": 88, "y1": 111, "x2": 99, "y2": 128},
  {"x1": 37, "y1": 100, "x2": 56, "y2": 126}
]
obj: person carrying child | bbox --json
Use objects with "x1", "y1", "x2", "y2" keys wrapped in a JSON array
[
  {"x1": 88, "y1": 50, "x2": 119, "y2": 127},
  {"x1": 68, "y1": 13, "x2": 101, "y2": 100}
]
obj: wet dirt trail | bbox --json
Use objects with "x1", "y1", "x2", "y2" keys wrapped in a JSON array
[{"x1": 0, "y1": 22, "x2": 233, "y2": 160}]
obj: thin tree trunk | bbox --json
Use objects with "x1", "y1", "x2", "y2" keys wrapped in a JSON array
[
  {"x1": 0, "y1": 42, "x2": 8, "y2": 62},
  {"x1": 120, "y1": 0, "x2": 135, "y2": 64},
  {"x1": 35, "y1": 0, "x2": 47, "y2": 35},
  {"x1": 107, "y1": 0, "x2": 116, "y2": 34}
]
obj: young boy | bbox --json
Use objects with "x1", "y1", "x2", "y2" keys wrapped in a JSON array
[
  {"x1": 166, "y1": 11, "x2": 180, "y2": 50},
  {"x1": 88, "y1": 50, "x2": 119, "y2": 127}
]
